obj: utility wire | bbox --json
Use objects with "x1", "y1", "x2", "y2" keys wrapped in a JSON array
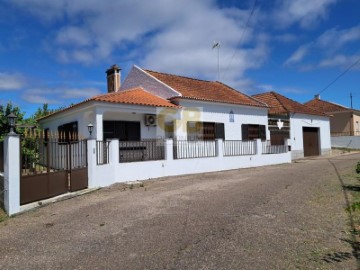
[
  {"x1": 221, "y1": 0, "x2": 258, "y2": 82},
  {"x1": 318, "y1": 56, "x2": 360, "y2": 95}
]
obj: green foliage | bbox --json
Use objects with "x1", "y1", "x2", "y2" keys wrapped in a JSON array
[
  {"x1": 356, "y1": 162, "x2": 360, "y2": 174},
  {"x1": 347, "y1": 201, "x2": 360, "y2": 212},
  {"x1": 0, "y1": 102, "x2": 25, "y2": 141}
]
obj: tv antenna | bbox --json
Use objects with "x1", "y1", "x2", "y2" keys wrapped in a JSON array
[{"x1": 212, "y1": 41, "x2": 221, "y2": 81}]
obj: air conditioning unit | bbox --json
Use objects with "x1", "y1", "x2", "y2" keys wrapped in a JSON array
[{"x1": 145, "y1": 114, "x2": 157, "y2": 126}]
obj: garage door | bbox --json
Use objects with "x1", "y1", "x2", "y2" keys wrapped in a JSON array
[{"x1": 302, "y1": 127, "x2": 320, "y2": 157}]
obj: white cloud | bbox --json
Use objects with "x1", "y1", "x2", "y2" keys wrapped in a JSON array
[
  {"x1": 21, "y1": 87, "x2": 101, "y2": 104},
  {"x1": 318, "y1": 54, "x2": 360, "y2": 68},
  {"x1": 0, "y1": 72, "x2": 26, "y2": 90},
  {"x1": 8, "y1": 0, "x2": 269, "y2": 89},
  {"x1": 284, "y1": 24, "x2": 360, "y2": 68},
  {"x1": 274, "y1": 0, "x2": 338, "y2": 29},
  {"x1": 316, "y1": 26, "x2": 360, "y2": 50},
  {"x1": 284, "y1": 45, "x2": 309, "y2": 65},
  {"x1": 60, "y1": 88, "x2": 101, "y2": 99}
]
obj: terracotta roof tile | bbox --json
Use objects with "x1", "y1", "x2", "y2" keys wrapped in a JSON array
[
  {"x1": 91, "y1": 87, "x2": 179, "y2": 108},
  {"x1": 253, "y1": 91, "x2": 328, "y2": 116},
  {"x1": 304, "y1": 98, "x2": 349, "y2": 113},
  {"x1": 145, "y1": 69, "x2": 267, "y2": 108},
  {"x1": 39, "y1": 87, "x2": 178, "y2": 121}
]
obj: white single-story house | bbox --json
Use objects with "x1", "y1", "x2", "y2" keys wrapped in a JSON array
[
  {"x1": 40, "y1": 64, "x2": 271, "y2": 144},
  {"x1": 252, "y1": 91, "x2": 331, "y2": 159},
  {"x1": 35, "y1": 65, "x2": 292, "y2": 187}
]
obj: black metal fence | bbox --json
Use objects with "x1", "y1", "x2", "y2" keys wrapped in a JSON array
[
  {"x1": 119, "y1": 139, "x2": 165, "y2": 163},
  {"x1": 262, "y1": 141, "x2": 288, "y2": 154},
  {"x1": 223, "y1": 140, "x2": 256, "y2": 156},
  {"x1": 21, "y1": 136, "x2": 87, "y2": 175},
  {"x1": 173, "y1": 140, "x2": 216, "y2": 159},
  {"x1": 96, "y1": 141, "x2": 110, "y2": 165}
]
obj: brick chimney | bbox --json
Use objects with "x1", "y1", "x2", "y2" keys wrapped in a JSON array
[
  {"x1": 314, "y1": 94, "x2": 320, "y2": 100},
  {"x1": 106, "y1": 64, "x2": 121, "y2": 93}
]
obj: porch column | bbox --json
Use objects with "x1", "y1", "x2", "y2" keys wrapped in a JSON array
[
  {"x1": 95, "y1": 113, "x2": 103, "y2": 141},
  {"x1": 4, "y1": 135, "x2": 21, "y2": 215}
]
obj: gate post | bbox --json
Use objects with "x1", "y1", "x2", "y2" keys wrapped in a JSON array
[
  {"x1": 4, "y1": 134, "x2": 21, "y2": 215},
  {"x1": 87, "y1": 139, "x2": 97, "y2": 188}
]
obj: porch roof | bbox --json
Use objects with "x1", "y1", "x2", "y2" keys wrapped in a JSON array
[
  {"x1": 91, "y1": 87, "x2": 179, "y2": 108},
  {"x1": 39, "y1": 87, "x2": 179, "y2": 121}
]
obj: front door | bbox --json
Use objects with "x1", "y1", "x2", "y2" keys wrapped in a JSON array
[{"x1": 302, "y1": 127, "x2": 320, "y2": 157}]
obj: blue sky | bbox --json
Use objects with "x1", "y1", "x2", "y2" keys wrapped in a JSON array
[{"x1": 0, "y1": 0, "x2": 359, "y2": 117}]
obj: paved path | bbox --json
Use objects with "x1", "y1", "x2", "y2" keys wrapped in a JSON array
[{"x1": 1, "y1": 154, "x2": 360, "y2": 269}]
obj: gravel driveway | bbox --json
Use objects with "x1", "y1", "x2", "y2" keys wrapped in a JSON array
[{"x1": 1, "y1": 153, "x2": 360, "y2": 270}]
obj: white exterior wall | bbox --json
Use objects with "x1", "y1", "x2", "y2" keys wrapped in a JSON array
[
  {"x1": 39, "y1": 102, "x2": 169, "y2": 140},
  {"x1": 290, "y1": 113, "x2": 331, "y2": 159},
  {"x1": 40, "y1": 106, "x2": 93, "y2": 139},
  {"x1": 121, "y1": 66, "x2": 180, "y2": 99},
  {"x1": 176, "y1": 100, "x2": 269, "y2": 140}
]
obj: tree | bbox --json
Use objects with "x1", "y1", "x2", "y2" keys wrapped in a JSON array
[{"x1": 0, "y1": 102, "x2": 25, "y2": 141}]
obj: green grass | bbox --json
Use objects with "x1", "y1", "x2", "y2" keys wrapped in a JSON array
[{"x1": 0, "y1": 208, "x2": 7, "y2": 223}]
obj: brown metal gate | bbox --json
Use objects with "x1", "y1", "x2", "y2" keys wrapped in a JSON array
[
  {"x1": 302, "y1": 127, "x2": 320, "y2": 157},
  {"x1": 20, "y1": 131, "x2": 88, "y2": 205}
]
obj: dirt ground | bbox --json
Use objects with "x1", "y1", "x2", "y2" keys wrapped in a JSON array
[{"x1": 1, "y1": 153, "x2": 360, "y2": 269}]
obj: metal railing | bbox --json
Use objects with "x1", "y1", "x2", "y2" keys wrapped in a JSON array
[
  {"x1": 21, "y1": 138, "x2": 88, "y2": 176},
  {"x1": 119, "y1": 139, "x2": 165, "y2": 163},
  {"x1": 262, "y1": 141, "x2": 288, "y2": 154},
  {"x1": 96, "y1": 141, "x2": 110, "y2": 165},
  {"x1": 173, "y1": 140, "x2": 216, "y2": 159},
  {"x1": 223, "y1": 140, "x2": 256, "y2": 156}
]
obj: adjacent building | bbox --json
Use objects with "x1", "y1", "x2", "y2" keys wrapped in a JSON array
[
  {"x1": 305, "y1": 95, "x2": 360, "y2": 136},
  {"x1": 253, "y1": 91, "x2": 331, "y2": 159}
]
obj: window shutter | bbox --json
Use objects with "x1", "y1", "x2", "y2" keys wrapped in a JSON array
[
  {"x1": 259, "y1": 125, "x2": 266, "y2": 141},
  {"x1": 242, "y1": 124, "x2": 249, "y2": 141},
  {"x1": 127, "y1": 122, "x2": 141, "y2": 141},
  {"x1": 215, "y1": 123, "x2": 225, "y2": 140}
]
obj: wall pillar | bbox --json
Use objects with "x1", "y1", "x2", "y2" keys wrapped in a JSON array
[
  {"x1": 109, "y1": 139, "x2": 119, "y2": 183},
  {"x1": 109, "y1": 139, "x2": 119, "y2": 164},
  {"x1": 87, "y1": 139, "x2": 97, "y2": 188},
  {"x1": 165, "y1": 139, "x2": 174, "y2": 161},
  {"x1": 216, "y1": 139, "x2": 224, "y2": 157},
  {"x1": 4, "y1": 135, "x2": 20, "y2": 215},
  {"x1": 255, "y1": 139, "x2": 262, "y2": 156}
]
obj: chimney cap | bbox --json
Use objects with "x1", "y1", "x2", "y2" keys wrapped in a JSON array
[
  {"x1": 106, "y1": 64, "x2": 121, "y2": 75},
  {"x1": 314, "y1": 94, "x2": 320, "y2": 100}
]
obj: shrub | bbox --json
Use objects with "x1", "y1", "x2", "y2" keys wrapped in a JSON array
[{"x1": 357, "y1": 162, "x2": 360, "y2": 174}]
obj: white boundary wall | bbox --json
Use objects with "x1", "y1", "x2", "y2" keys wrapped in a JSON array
[
  {"x1": 331, "y1": 136, "x2": 360, "y2": 149},
  {"x1": 88, "y1": 139, "x2": 291, "y2": 187}
]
